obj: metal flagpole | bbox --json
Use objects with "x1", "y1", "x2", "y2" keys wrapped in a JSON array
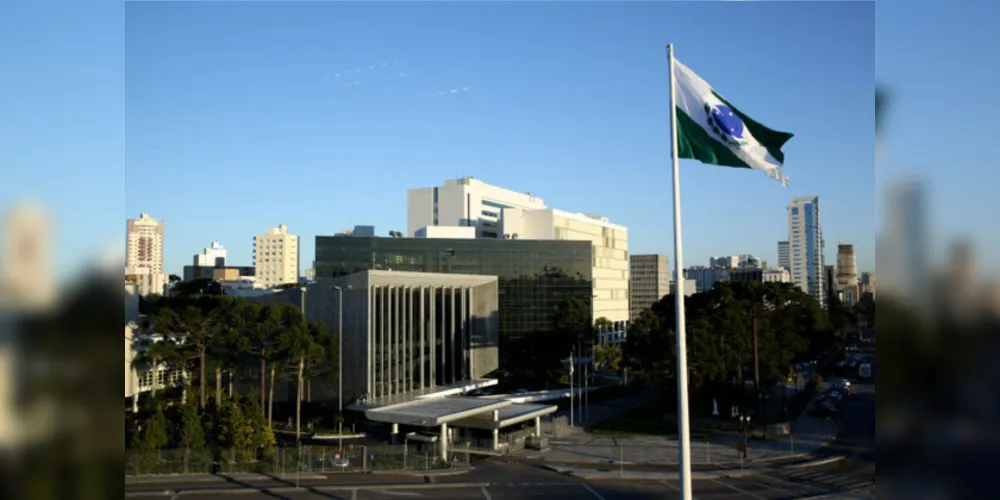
[{"x1": 667, "y1": 43, "x2": 693, "y2": 500}]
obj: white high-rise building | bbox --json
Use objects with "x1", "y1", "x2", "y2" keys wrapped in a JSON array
[
  {"x1": 194, "y1": 241, "x2": 227, "y2": 267},
  {"x1": 253, "y1": 224, "x2": 299, "y2": 289},
  {"x1": 788, "y1": 197, "x2": 826, "y2": 307},
  {"x1": 408, "y1": 177, "x2": 629, "y2": 325},
  {"x1": 407, "y1": 176, "x2": 546, "y2": 239},
  {"x1": 126, "y1": 212, "x2": 164, "y2": 276}
]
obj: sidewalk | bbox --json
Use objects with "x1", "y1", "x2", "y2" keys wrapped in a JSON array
[{"x1": 515, "y1": 387, "x2": 838, "y2": 467}]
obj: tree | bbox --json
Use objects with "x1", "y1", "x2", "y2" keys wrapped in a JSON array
[
  {"x1": 242, "y1": 394, "x2": 276, "y2": 458},
  {"x1": 210, "y1": 298, "x2": 247, "y2": 405},
  {"x1": 238, "y1": 303, "x2": 292, "y2": 419},
  {"x1": 177, "y1": 401, "x2": 206, "y2": 450},
  {"x1": 555, "y1": 297, "x2": 593, "y2": 356},
  {"x1": 168, "y1": 274, "x2": 182, "y2": 284},
  {"x1": 593, "y1": 344, "x2": 622, "y2": 372},
  {"x1": 278, "y1": 315, "x2": 321, "y2": 441},
  {"x1": 152, "y1": 296, "x2": 235, "y2": 408},
  {"x1": 132, "y1": 404, "x2": 169, "y2": 451},
  {"x1": 216, "y1": 394, "x2": 255, "y2": 462}
]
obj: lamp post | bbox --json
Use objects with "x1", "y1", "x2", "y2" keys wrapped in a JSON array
[
  {"x1": 738, "y1": 414, "x2": 750, "y2": 468},
  {"x1": 333, "y1": 285, "x2": 352, "y2": 451}
]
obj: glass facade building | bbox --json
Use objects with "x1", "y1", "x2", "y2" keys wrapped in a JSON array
[{"x1": 315, "y1": 237, "x2": 593, "y2": 341}]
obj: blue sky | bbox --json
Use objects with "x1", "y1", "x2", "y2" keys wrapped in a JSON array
[
  {"x1": 4, "y1": 1, "x2": 881, "y2": 281},
  {"x1": 124, "y1": 1, "x2": 875, "y2": 277}
]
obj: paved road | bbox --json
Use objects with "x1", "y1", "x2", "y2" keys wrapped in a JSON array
[{"x1": 126, "y1": 379, "x2": 875, "y2": 500}]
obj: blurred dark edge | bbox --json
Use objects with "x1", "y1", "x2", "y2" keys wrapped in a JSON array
[{"x1": 1, "y1": 271, "x2": 123, "y2": 500}]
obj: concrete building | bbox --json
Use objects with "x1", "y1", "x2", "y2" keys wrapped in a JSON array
[
  {"x1": 194, "y1": 241, "x2": 227, "y2": 267},
  {"x1": 710, "y1": 256, "x2": 739, "y2": 269},
  {"x1": 824, "y1": 265, "x2": 838, "y2": 302},
  {"x1": 407, "y1": 177, "x2": 629, "y2": 326},
  {"x1": 777, "y1": 241, "x2": 790, "y2": 270},
  {"x1": 125, "y1": 267, "x2": 168, "y2": 297},
  {"x1": 762, "y1": 268, "x2": 791, "y2": 283},
  {"x1": 669, "y1": 279, "x2": 697, "y2": 297},
  {"x1": 247, "y1": 271, "x2": 557, "y2": 458},
  {"x1": 629, "y1": 254, "x2": 670, "y2": 320},
  {"x1": 859, "y1": 272, "x2": 876, "y2": 296},
  {"x1": 253, "y1": 224, "x2": 299, "y2": 288},
  {"x1": 836, "y1": 244, "x2": 860, "y2": 306},
  {"x1": 683, "y1": 266, "x2": 729, "y2": 294},
  {"x1": 183, "y1": 265, "x2": 254, "y2": 282},
  {"x1": 407, "y1": 176, "x2": 546, "y2": 239},
  {"x1": 788, "y1": 197, "x2": 826, "y2": 308},
  {"x1": 730, "y1": 267, "x2": 764, "y2": 284},
  {"x1": 0, "y1": 205, "x2": 55, "y2": 311}
]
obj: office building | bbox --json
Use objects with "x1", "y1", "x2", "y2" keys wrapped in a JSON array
[
  {"x1": 824, "y1": 265, "x2": 838, "y2": 302},
  {"x1": 407, "y1": 177, "x2": 628, "y2": 326},
  {"x1": 730, "y1": 266, "x2": 764, "y2": 284},
  {"x1": 669, "y1": 279, "x2": 697, "y2": 297},
  {"x1": 182, "y1": 265, "x2": 254, "y2": 282},
  {"x1": 682, "y1": 266, "x2": 729, "y2": 294},
  {"x1": 777, "y1": 241, "x2": 790, "y2": 270},
  {"x1": 762, "y1": 268, "x2": 791, "y2": 283},
  {"x1": 253, "y1": 224, "x2": 300, "y2": 289},
  {"x1": 248, "y1": 270, "x2": 557, "y2": 458},
  {"x1": 630, "y1": 254, "x2": 670, "y2": 320},
  {"x1": 836, "y1": 244, "x2": 859, "y2": 306},
  {"x1": 859, "y1": 272, "x2": 875, "y2": 296},
  {"x1": 194, "y1": 241, "x2": 227, "y2": 267},
  {"x1": 407, "y1": 177, "x2": 546, "y2": 239},
  {"x1": 788, "y1": 197, "x2": 826, "y2": 308},
  {"x1": 314, "y1": 235, "x2": 593, "y2": 342},
  {"x1": 710, "y1": 256, "x2": 740, "y2": 269}
]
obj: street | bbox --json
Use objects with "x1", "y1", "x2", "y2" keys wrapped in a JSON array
[{"x1": 126, "y1": 375, "x2": 875, "y2": 500}]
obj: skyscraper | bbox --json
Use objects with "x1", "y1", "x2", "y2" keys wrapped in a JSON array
[
  {"x1": 788, "y1": 197, "x2": 826, "y2": 308},
  {"x1": 630, "y1": 254, "x2": 670, "y2": 320},
  {"x1": 836, "y1": 243, "x2": 859, "y2": 306},
  {"x1": 126, "y1": 212, "x2": 164, "y2": 276},
  {"x1": 194, "y1": 241, "x2": 227, "y2": 267},
  {"x1": 777, "y1": 241, "x2": 790, "y2": 270},
  {"x1": 253, "y1": 224, "x2": 299, "y2": 289}
]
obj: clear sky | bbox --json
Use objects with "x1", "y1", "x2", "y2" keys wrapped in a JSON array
[{"x1": 3, "y1": 1, "x2": 878, "y2": 280}]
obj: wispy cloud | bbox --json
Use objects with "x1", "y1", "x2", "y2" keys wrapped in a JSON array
[
  {"x1": 323, "y1": 60, "x2": 409, "y2": 87},
  {"x1": 428, "y1": 87, "x2": 471, "y2": 98}
]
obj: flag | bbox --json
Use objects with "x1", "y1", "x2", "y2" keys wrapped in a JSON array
[{"x1": 673, "y1": 59, "x2": 794, "y2": 186}]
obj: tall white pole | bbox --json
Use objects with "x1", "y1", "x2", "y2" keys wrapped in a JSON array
[
  {"x1": 668, "y1": 43, "x2": 693, "y2": 500},
  {"x1": 337, "y1": 286, "x2": 344, "y2": 451},
  {"x1": 569, "y1": 352, "x2": 574, "y2": 427}
]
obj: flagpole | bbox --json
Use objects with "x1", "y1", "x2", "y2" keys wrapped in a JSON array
[{"x1": 667, "y1": 43, "x2": 693, "y2": 500}]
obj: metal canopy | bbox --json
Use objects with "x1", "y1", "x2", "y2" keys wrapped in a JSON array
[{"x1": 364, "y1": 396, "x2": 512, "y2": 426}]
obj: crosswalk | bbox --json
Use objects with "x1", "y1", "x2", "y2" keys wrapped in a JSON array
[{"x1": 771, "y1": 467, "x2": 874, "y2": 492}]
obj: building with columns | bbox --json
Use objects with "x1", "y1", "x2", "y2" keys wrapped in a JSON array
[{"x1": 247, "y1": 270, "x2": 557, "y2": 458}]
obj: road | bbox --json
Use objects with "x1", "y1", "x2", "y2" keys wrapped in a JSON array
[{"x1": 126, "y1": 376, "x2": 874, "y2": 500}]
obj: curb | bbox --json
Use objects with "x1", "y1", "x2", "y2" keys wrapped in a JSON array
[
  {"x1": 781, "y1": 456, "x2": 846, "y2": 470},
  {"x1": 126, "y1": 482, "x2": 491, "y2": 497},
  {"x1": 125, "y1": 473, "x2": 328, "y2": 485}
]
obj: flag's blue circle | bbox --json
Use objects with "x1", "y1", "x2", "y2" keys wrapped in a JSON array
[{"x1": 710, "y1": 105, "x2": 745, "y2": 139}]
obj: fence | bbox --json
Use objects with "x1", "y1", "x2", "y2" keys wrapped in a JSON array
[
  {"x1": 542, "y1": 415, "x2": 571, "y2": 438},
  {"x1": 126, "y1": 444, "x2": 451, "y2": 476}
]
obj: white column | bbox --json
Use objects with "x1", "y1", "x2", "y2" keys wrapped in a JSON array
[
  {"x1": 440, "y1": 423, "x2": 449, "y2": 460},
  {"x1": 535, "y1": 416, "x2": 541, "y2": 437},
  {"x1": 396, "y1": 286, "x2": 403, "y2": 394},
  {"x1": 492, "y1": 428, "x2": 499, "y2": 451},
  {"x1": 381, "y1": 286, "x2": 388, "y2": 398},
  {"x1": 419, "y1": 286, "x2": 426, "y2": 390},
  {"x1": 449, "y1": 287, "x2": 456, "y2": 383},
  {"x1": 430, "y1": 287, "x2": 437, "y2": 387},
  {"x1": 367, "y1": 284, "x2": 374, "y2": 398},
  {"x1": 460, "y1": 287, "x2": 467, "y2": 381},
  {"x1": 468, "y1": 286, "x2": 474, "y2": 379},
  {"x1": 388, "y1": 286, "x2": 395, "y2": 396},
  {"x1": 403, "y1": 286, "x2": 410, "y2": 393}
]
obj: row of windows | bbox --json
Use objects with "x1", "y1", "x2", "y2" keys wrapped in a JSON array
[{"x1": 481, "y1": 210, "x2": 499, "y2": 218}]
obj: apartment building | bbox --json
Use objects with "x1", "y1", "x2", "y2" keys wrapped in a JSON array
[{"x1": 253, "y1": 224, "x2": 299, "y2": 288}]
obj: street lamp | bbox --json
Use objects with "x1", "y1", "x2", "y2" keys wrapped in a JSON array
[
  {"x1": 736, "y1": 413, "x2": 750, "y2": 468},
  {"x1": 332, "y1": 285, "x2": 352, "y2": 451}
]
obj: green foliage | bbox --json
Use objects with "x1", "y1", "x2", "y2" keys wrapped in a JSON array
[
  {"x1": 624, "y1": 281, "x2": 831, "y2": 398},
  {"x1": 177, "y1": 401, "x2": 206, "y2": 450},
  {"x1": 593, "y1": 344, "x2": 623, "y2": 371},
  {"x1": 242, "y1": 394, "x2": 276, "y2": 457},
  {"x1": 132, "y1": 404, "x2": 169, "y2": 451},
  {"x1": 216, "y1": 395, "x2": 256, "y2": 461}
]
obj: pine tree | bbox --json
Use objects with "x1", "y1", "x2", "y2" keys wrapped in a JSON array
[
  {"x1": 242, "y1": 393, "x2": 276, "y2": 458},
  {"x1": 140, "y1": 405, "x2": 170, "y2": 451}
]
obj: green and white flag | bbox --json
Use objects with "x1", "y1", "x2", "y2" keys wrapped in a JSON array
[{"x1": 673, "y1": 59, "x2": 794, "y2": 186}]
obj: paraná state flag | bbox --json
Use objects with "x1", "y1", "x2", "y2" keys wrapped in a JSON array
[{"x1": 673, "y1": 59, "x2": 794, "y2": 186}]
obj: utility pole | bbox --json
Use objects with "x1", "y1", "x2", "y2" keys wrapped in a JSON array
[{"x1": 569, "y1": 351, "x2": 574, "y2": 427}]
